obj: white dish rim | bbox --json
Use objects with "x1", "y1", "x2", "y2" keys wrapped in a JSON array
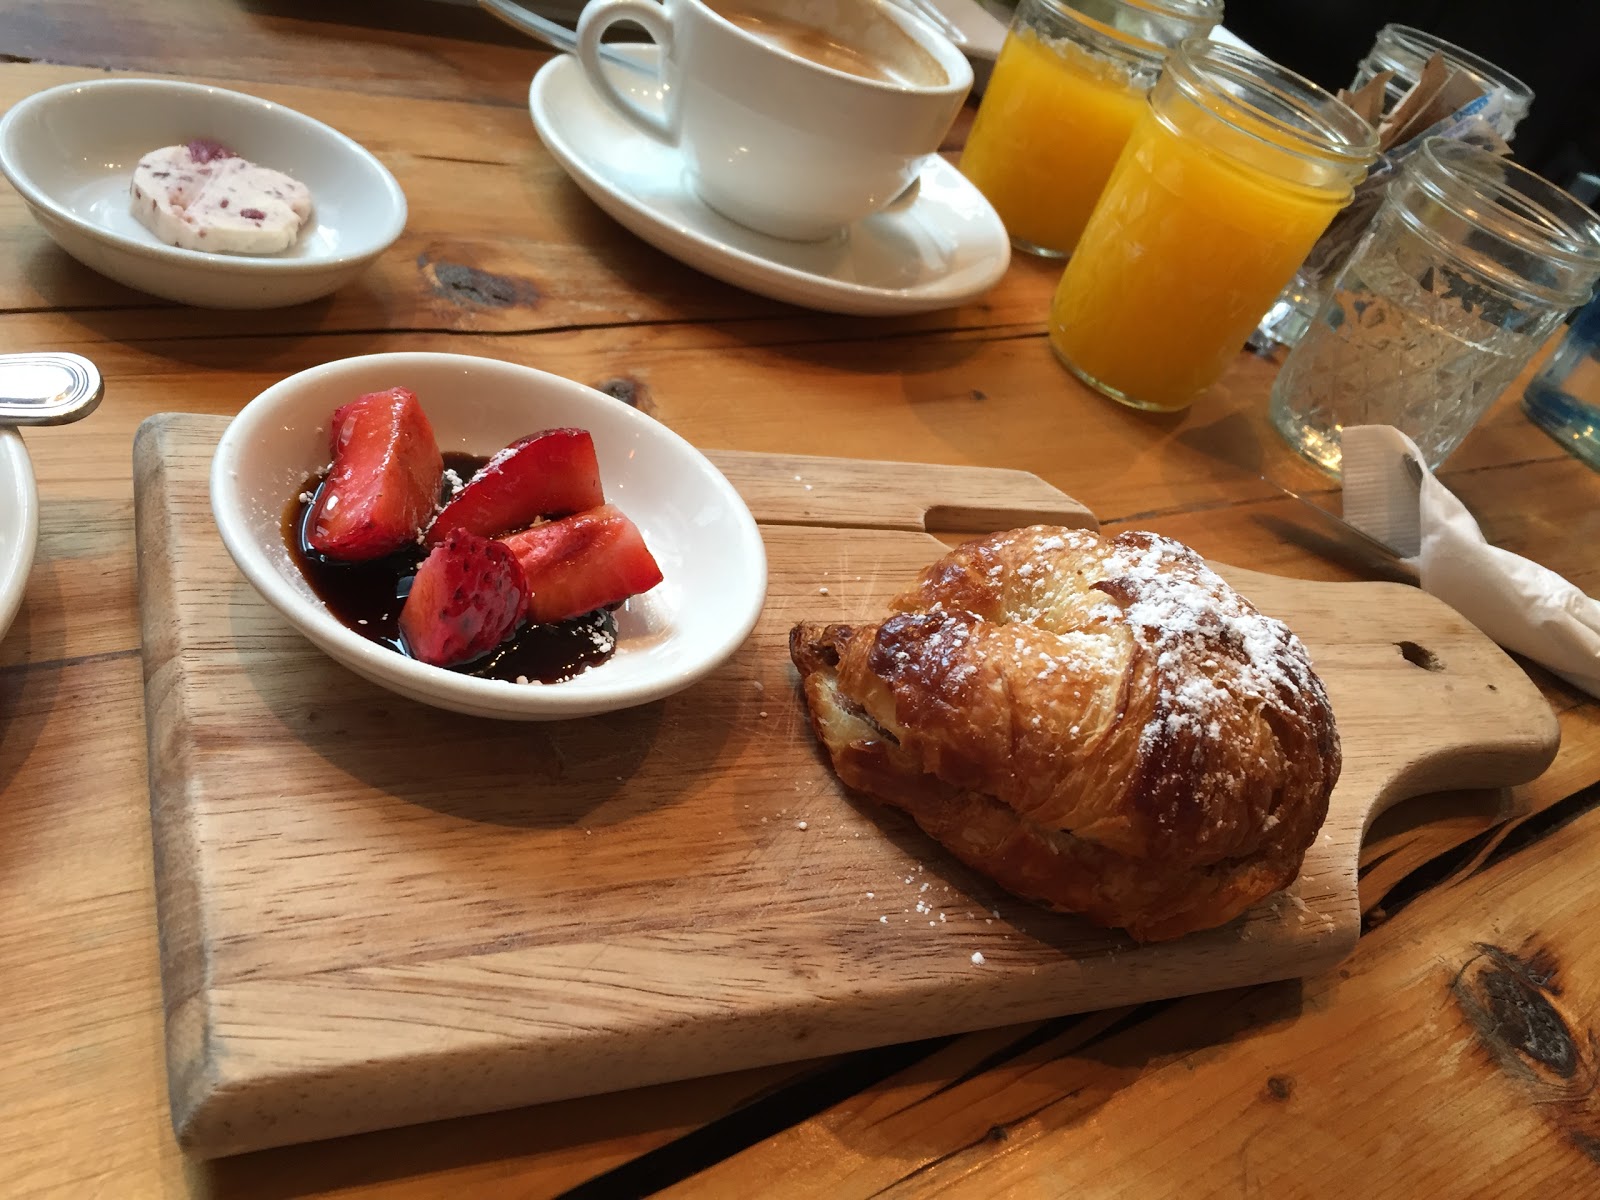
[
  {"x1": 209, "y1": 351, "x2": 769, "y2": 719},
  {"x1": 0, "y1": 429, "x2": 39, "y2": 647}
]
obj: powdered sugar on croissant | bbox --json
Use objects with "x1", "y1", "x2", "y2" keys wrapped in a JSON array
[{"x1": 789, "y1": 527, "x2": 1341, "y2": 941}]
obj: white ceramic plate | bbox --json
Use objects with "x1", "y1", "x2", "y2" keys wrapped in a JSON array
[
  {"x1": 0, "y1": 78, "x2": 406, "y2": 309},
  {"x1": 529, "y1": 47, "x2": 1010, "y2": 316},
  {"x1": 211, "y1": 352, "x2": 767, "y2": 721},
  {"x1": 0, "y1": 429, "x2": 39, "y2": 647}
]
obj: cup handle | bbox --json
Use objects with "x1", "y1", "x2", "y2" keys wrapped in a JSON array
[
  {"x1": 575, "y1": 0, "x2": 678, "y2": 144},
  {"x1": 883, "y1": 173, "x2": 923, "y2": 214}
]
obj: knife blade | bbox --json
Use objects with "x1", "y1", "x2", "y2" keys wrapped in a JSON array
[{"x1": 1256, "y1": 473, "x2": 1421, "y2": 583}]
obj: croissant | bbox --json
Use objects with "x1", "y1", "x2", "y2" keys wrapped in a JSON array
[{"x1": 789, "y1": 527, "x2": 1340, "y2": 941}]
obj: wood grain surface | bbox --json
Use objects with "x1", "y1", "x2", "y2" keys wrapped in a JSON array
[
  {"x1": 1, "y1": 5, "x2": 1599, "y2": 1195},
  {"x1": 137, "y1": 413, "x2": 1557, "y2": 1158}
]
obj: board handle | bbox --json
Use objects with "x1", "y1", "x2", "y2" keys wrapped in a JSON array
[{"x1": 705, "y1": 450, "x2": 1099, "y2": 534}]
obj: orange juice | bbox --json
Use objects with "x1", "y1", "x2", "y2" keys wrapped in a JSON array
[
  {"x1": 961, "y1": 30, "x2": 1149, "y2": 257},
  {"x1": 1050, "y1": 106, "x2": 1356, "y2": 411}
]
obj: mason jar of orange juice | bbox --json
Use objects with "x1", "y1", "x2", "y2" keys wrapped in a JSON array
[
  {"x1": 1049, "y1": 38, "x2": 1378, "y2": 412},
  {"x1": 960, "y1": 0, "x2": 1222, "y2": 259}
]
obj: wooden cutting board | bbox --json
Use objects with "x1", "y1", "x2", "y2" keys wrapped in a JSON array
[{"x1": 133, "y1": 413, "x2": 1560, "y2": 1159}]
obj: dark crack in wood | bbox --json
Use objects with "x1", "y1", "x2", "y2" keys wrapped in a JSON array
[
  {"x1": 1362, "y1": 783, "x2": 1600, "y2": 932},
  {"x1": 862, "y1": 1092, "x2": 1069, "y2": 1198},
  {"x1": 553, "y1": 1037, "x2": 952, "y2": 1199}
]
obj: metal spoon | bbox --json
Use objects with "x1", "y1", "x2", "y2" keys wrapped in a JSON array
[
  {"x1": 478, "y1": 0, "x2": 653, "y2": 76},
  {"x1": 0, "y1": 352, "x2": 104, "y2": 426}
]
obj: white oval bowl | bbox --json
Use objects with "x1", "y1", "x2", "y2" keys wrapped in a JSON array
[
  {"x1": 210, "y1": 353, "x2": 767, "y2": 720},
  {"x1": 0, "y1": 78, "x2": 406, "y2": 309},
  {"x1": 0, "y1": 429, "x2": 39, "y2": 647}
]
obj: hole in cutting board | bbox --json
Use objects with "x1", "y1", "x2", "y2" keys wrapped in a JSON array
[{"x1": 1396, "y1": 641, "x2": 1443, "y2": 672}]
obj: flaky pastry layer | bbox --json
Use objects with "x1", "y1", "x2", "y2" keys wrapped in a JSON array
[{"x1": 789, "y1": 528, "x2": 1341, "y2": 941}]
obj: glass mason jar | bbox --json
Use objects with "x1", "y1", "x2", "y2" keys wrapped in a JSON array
[
  {"x1": 959, "y1": 0, "x2": 1222, "y2": 259},
  {"x1": 1270, "y1": 139, "x2": 1600, "y2": 475},
  {"x1": 1353, "y1": 24, "x2": 1535, "y2": 139},
  {"x1": 1048, "y1": 38, "x2": 1377, "y2": 412},
  {"x1": 1255, "y1": 25, "x2": 1537, "y2": 351}
]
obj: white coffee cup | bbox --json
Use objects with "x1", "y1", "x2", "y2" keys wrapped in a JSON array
[{"x1": 575, "y1": 0, "x2": 973, "y2": 241}]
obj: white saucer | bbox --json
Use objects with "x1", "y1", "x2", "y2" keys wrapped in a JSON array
[
  {"x1": 0, "y1": 430, "x2": 39, "y2": 647},
  {"x1": 528, "y1": 49, "x2": 1010, "y2": 316}
]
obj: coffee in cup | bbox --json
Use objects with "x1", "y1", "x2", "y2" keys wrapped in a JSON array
[
  {"x1": 575, "y1": 0, "x2": 973, "y2": 241},
  {"x1": 710, "y1": 2, "x2": 948, "y2": 87}
]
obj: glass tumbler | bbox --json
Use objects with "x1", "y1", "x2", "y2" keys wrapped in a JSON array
[
  {"x1": 959, "y1": 0, "x2": 1222, "y2": 259},
  {"x1": 1524, "y1": 295, "x2": 1600, "y2": 471},
  {"x1": 1048, "y1": 38, "x2": 1377, "y2": 412},
  {"x1": 1270, "y1": 138, "x2": 1600, "y2": 475}
]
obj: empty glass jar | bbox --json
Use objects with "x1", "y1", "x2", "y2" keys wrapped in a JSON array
[
  {"x1": 1270, "y1": 138, "x2": 1600, "y2": 475},
  {"x1": 1352, "y1": 24, "x2": 1534, "y2": 139},
  {"x1": 1256, "y1": 24, "x2": 1536, "y2": 350}
]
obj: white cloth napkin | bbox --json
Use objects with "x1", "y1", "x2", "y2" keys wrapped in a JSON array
[{"x1": 1341, "y1": 424, "x2": 1600, "y2": 698}]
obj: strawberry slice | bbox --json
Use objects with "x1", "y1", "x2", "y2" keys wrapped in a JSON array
[
  {"x1": 398, "y1": 529, "x2": 527, "y2": 667},
  {"x1": 426, "y1": 428, "x2": 604, "y2": 545},
  {"x1": 309, "y1": 387, "x2": 443, "y2": 561},
  {"x1": 499, "y1": 504, "x2": 663, "y2": 625}
]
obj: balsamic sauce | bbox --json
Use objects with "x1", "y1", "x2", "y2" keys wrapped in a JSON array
[{"x1": 284, "y1": 452, "x2": 618, "y2": 684}]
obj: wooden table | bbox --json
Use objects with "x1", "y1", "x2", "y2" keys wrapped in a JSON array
[{"x1": 4, "y1": 4, "x2": 1599, "y2": 1196}]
